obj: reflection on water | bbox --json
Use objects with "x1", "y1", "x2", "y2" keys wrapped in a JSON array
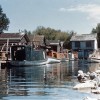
[{"x1": 0, "y1": 60, "x2": 100, "y2": 100}]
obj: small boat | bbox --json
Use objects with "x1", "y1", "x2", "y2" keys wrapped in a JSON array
[
  {"x1": 9, "y1": 45, "x2": 47, "y2": 66},
  {"x1": 47, "y1": 57, "x2": 69, "y2": 64},
  {"x1": 90, "y1": 58, "x2": 100, "y2": 63},
  {"x1": 88, "y1": 51, "x2": 100, "y2": 63},
  {"x1": 88, "y1": 57, "x2": 100, "y2": 63},
  {"x1": 47, "y1": 57, "x2": 60, "y2": 64},
  {"x1": 73, "y1": 80, "x2": 97, "y2": 90}
]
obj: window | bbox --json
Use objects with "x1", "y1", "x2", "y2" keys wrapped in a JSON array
[
  {"x1": 75, "y1": 41, "x2": 80, "y2": 48},
  {"x1": 86, "y1": 41, "x2": 92, "y2": 47}
]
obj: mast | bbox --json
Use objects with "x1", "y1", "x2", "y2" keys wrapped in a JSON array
[
  {"x1": 6, "y1": 38, "x2": 9, "y2": 60},
  {"x1": 6, "y1": 39, "x2": 9, "y2": 53}
]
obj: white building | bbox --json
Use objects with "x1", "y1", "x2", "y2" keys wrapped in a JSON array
[{"x1": 70, "y1": 33, "x2": 97, "y2": 59}]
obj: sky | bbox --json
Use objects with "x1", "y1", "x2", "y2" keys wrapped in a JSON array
[{"x1": 1, "y1": 0, "x2": 100, "y2": 34}]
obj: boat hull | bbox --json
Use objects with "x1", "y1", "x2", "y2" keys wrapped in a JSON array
[
  {"x1": 10, "y1": 60, "x2": 47, "y2": 66},
  {"x1": 47, "y1": 57, "x2": 60, "y2": 64},
  {"x1": 88, "y1": 58, "x2": 100, "y2": 63}
]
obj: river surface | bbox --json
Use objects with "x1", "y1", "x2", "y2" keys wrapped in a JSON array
[{"x1": 0, "y1": 60, "x2": 100, "y2": 100}]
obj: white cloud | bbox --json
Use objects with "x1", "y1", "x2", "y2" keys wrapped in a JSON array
[
  {"x1": 59, "y1": 4, "x2": 100, "y2": 24},
  {"x1": 59, "y1": 8, "x2": 67, "y2": 12}
]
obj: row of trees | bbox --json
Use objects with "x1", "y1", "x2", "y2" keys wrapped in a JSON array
[
  {"x1": 33, "y1": 26, "x2": 69, "y2": 41},
  {"x1": 24, "y1": 26, "x2": 75, "y2": 49}
]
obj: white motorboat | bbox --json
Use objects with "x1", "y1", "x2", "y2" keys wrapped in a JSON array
[
  {"x1": 47, "y1": 57, "x2": 60, "y2": 64},
  {"x1": 88, "y1": 57, "x2": 100, "y2": 63}
]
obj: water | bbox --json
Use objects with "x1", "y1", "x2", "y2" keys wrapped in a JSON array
[{"x1": 0, "y1": 60, "x2": 100, "y2": 100}]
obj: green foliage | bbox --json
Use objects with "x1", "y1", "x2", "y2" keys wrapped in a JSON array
[
  {"x1": 31, "y1": 26, "x2": 76, "y2": 49},
  {"x1": 24, "y1": 29, "x2": 31, "y2": 35},
  {"x1": 23, "y1": 29, "x2": 33, "y2": 41},
  {"x1": 91, "y1": 28, "x2": 97, "y2": 34},
  {"x1": 63, "y1": 31, "x2": 76, "y2": 49},
  {"x1": 91, "y1": 23, "x2": 100, "y2": 48},
  {"x1": 0, "y1": 5, "x2": 10, "y2": 33},
  {"x1": 32, "y1": 26, "x2": 69, "y2": 41}
]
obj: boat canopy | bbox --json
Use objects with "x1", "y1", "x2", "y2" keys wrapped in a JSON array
[{"x1": 11, "y1": 45, "x2": 46, "y2": 61}]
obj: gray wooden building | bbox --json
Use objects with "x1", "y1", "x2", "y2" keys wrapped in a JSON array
[
  {"x1": 70, "y1": 33, "x2": 97, "y2": 59},
  {"x1": 0, "y1": 32, "x2": 30, "y2": 60}
]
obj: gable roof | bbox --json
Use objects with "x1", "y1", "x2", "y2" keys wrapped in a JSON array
[
  {"x1": 33, "y1": 35, "x2": 45, "y2": 42},
  {"x1": 70, "y1": 34, "x2": 97, "y2": 41},
  {"x1": 46, "y1": 40, "x2": 64, "y2": 47},
  {"x1": 0, "y1": 33, "x2": 25, "y2": 39},
  {"x1": 32, "y1": 35, "x2": 46, "y2": 46},
  {"x1": 0, "y1": 33, "x2": 30, "y2": 44},
  {"x1": 46, "y1": 40, "x2": 60, "y2": 45}
]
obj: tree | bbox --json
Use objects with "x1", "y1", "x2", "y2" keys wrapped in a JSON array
[
  {"x1": 91, "y1": 23, "x2": 100, "y2": 48},
  {"x1": 23, "y1": 29, "x2": 33, "y2": 41},
  {"x1": 32, "y1": 26, "x2": 69, "y2": 41},
  {"x1": 91, "y1": 28, "x2": 97, "y2": 34},
  {"x1": 0, "y1": 5, "x2": 10, "y2": 33},
  {"x1": 32, "y1": 26, "x2": 76, "y2": 49},
  {"x1": 63, "y1": 31, "x2": 76, "y2": 49}
]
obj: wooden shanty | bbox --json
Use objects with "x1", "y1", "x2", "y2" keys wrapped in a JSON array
[
  {"x1": 32, "y1": 35, "x2": 46, "y2": 49},
  {"x1": 70, "y1": 33, "x2": 97, "y2": 59},
  {"x1": 0, "y1": 32, "x2": 30, "y2": 61}
]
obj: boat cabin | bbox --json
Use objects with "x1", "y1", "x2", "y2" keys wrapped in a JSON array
[{"x1": 11, "y1": 45, "x2": 46, "y2": 61}]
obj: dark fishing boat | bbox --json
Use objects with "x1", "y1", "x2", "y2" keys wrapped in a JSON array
[{"x1": 9, "y1": 45, "x2": 47, "y2": 66}]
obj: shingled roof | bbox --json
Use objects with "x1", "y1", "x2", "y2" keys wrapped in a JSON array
[
  {"x1": 33, "y1": 35, "x2": 44, "y2": 42},
  {"x1": 0, "y1": 33, "x2": 24, "y2": 39},
  {"x1": 46, "y1": 40, "x2": 60, "y2": 45},
  {"x1": 0, "y1": 33, "x2": 30, "y2": 44},
  {"x1": 70, "y1": 34, "x2": 97, "y2": 41},
  {"x1": 33, "y1": 35, "x2": 45, "y2": 46}
]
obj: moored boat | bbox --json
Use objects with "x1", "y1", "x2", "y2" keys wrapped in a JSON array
[
  {"x1": 90, "y1": 58, "x2": 100, "y2": 63},
  {"x1": 9, "y1": 45, "x2": 47, "y2": 66},
  {"x1": 47, "y1": 57, "x2": 60, "y2": 64},
  {"x1": 88, "y1": 50, "x2": 100, "y2": 63}
]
